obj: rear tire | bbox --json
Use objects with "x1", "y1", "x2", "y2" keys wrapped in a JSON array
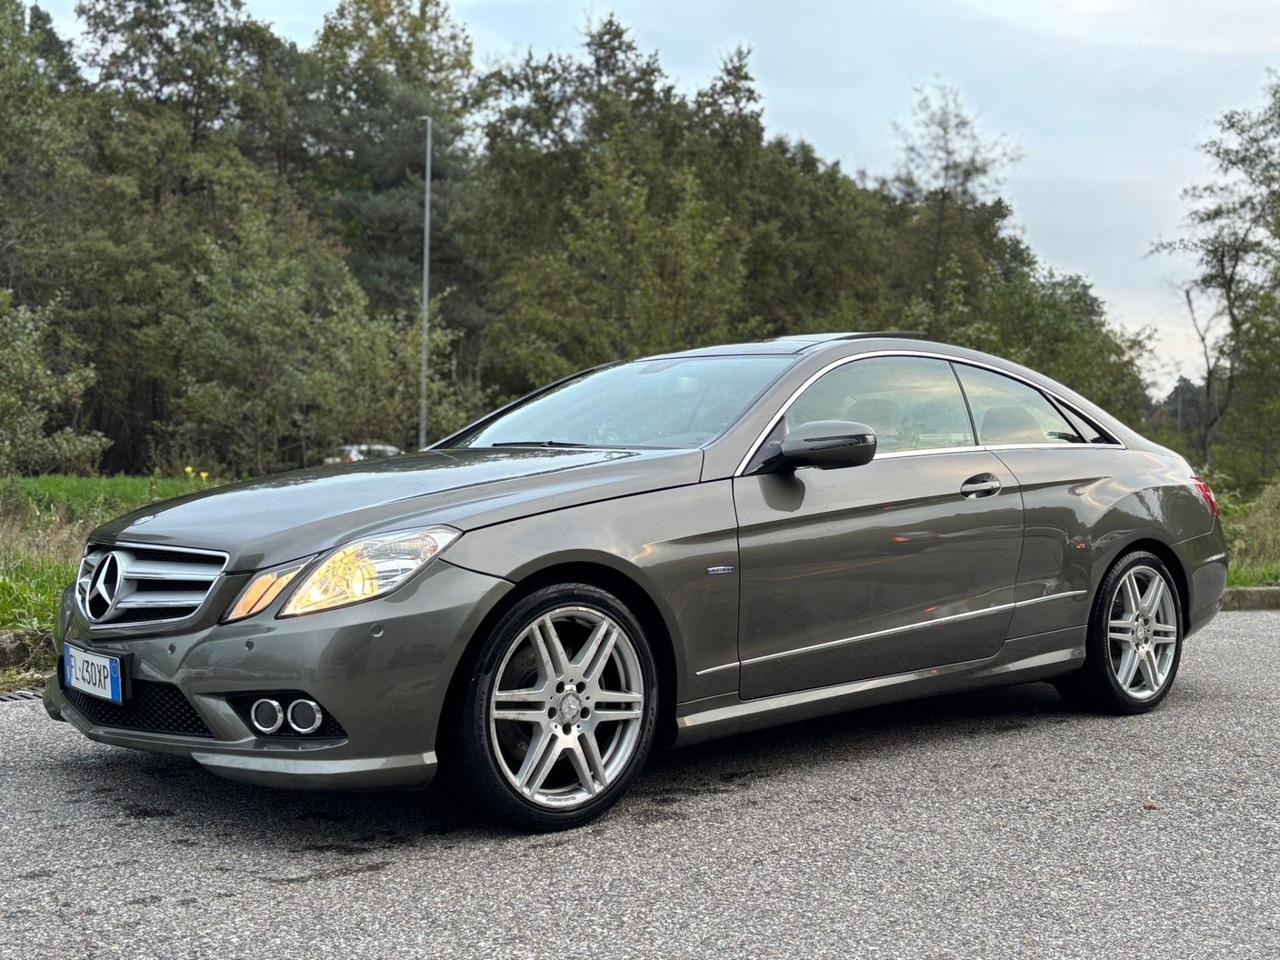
[
  {"x1": 456, "y1": 583, "x2": 658, "y2": 830},
  {"x1": 1055, "y1": 550, "x2": 1183, "y2": 714}
]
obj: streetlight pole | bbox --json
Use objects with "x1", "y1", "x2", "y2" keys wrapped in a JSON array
[{"x1": 418, "y1": 115, "x2": 433, "y2": 450}]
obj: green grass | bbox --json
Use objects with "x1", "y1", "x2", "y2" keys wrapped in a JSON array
[
  {"x1": 1, "y1": 474, "x2": 213, "y2": 524},
  {"x1": 0, "y1": 474, "x2": 223, "y2": 691},
  {"x1": 0, "y1": 548, "x2": 70, "y2": 690},
  {"x1": 1227, "y1": 563, "x2": 1280, "y2": 587},
  {"x1": 0, "y1": 551, "x2": 72, "y2": 636},
  {"x1": 1220, "y1": 479, "x2": 1280, "y2": 586}
]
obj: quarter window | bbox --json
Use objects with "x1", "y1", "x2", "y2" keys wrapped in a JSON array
[
  {"x1": 954, "y1": 365, "x2": 1082, "y2": 445},
  {"x1": 785, "y1": 356, "x2": 975, "y2": 453},
  {"x1": 1058, "y1": 404, "x2": 1117, "y2": 445}
]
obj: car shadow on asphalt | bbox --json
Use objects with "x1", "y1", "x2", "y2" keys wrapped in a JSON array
[{"x1": 44, "y1": 676, "x2": 1109, "y2": 862}]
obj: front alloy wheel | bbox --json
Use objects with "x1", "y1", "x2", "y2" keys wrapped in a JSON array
[
  {"x1": 458, "y1": 584, "x2": 658, "y2": 829},
  {"x1": 490, "y1": 605, "x2": 645, "y2": 806}
]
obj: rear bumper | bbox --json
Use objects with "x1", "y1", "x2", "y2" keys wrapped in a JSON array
[
  {"x1": 49, "y1": 560, "x2": 512, "y2": 790},
  {"x1": 1177, "y1": 526, "x2": 1228, "y2": 637}
]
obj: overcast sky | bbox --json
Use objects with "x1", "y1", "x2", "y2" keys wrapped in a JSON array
[{"x1": 42, "y1": 0, "x2": 1280, "y2": 393}]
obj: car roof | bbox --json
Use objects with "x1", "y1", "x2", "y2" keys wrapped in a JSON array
[{"x1": 644, "y1": 332, "x2": 930, "y2": 359}]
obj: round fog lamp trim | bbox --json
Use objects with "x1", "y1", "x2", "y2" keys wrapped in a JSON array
[
  {"x1": 250, "y1": 698, "x2": 284, "y2": 735},
  {"x1": 287, "y1": 699, "x2": 323, "y2": 735}
]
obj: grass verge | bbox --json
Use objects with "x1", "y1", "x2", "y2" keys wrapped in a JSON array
[
  {"x1": 0, "y1": 475, "x2": 218, "y2": 691},
  {"x1": 1227, "y1": 564, "x2": 1280, "y2": 587}
]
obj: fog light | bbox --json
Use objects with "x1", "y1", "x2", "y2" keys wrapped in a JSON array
[
  {"x1": 250, "y1": 698, "x2": 283, "y2": 734},
  {"x1": 287, "y1": 699, "x2": 323, "y2": 734}
]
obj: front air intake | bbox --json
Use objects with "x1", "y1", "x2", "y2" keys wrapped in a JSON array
[{"x1": 62, "y1": 678, "x2": 213, "y2": 738}]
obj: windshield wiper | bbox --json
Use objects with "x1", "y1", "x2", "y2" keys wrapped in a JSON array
[{"x1": 488, "y1": 440, "x2": 594, "y2": 448}]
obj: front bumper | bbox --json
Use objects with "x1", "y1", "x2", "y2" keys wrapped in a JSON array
[{"x1": 48, "y1": 559, "x2": 512, "y2": 790}]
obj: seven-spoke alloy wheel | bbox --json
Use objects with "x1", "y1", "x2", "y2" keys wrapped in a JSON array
[
  {"x1": 1056, "y1": 550, "x2": 1184, "y2": 714},
  {"x1": 458, "y1": 584, "x2": 658, "y2": 829}
]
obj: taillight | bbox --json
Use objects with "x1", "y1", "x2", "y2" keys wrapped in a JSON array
[{"x1": 1192, "y1": 477, "x2": 1220, "y2": 518}]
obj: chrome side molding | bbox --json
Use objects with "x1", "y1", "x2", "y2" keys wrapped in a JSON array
[{"x1": 738, "y1": 589, "x2": 1088, "y2": 668}]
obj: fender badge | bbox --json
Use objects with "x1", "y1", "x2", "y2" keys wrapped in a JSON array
[{"x1": 706, "y1": 565, "x2": 735, "y2": 576}]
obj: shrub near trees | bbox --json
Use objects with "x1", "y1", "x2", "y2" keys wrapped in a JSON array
[{"x1": 0, "y1": 0, "x2": 1215, "y2": 480}]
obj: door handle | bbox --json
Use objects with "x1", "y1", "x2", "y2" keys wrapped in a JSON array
[{"x1": 960, "y1": 474, "x2": 1001, "y2": 498}]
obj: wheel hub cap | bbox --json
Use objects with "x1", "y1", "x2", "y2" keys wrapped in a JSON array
[{"x1": 558, "y1": 691, "x2": 583, "y2": 723}]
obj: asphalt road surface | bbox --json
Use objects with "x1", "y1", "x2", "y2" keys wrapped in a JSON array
[{"x1": 2, "y1": 612, "x2": 1277, "y2": 959}]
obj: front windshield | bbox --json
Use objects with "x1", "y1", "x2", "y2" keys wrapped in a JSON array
[{"x1": 459, "y1": 356, "x2": 794, "y2": 449}]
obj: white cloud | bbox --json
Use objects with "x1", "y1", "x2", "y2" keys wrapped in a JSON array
[{"x1": 964, "y1": 0, "x2": 1280, "y2": 54}]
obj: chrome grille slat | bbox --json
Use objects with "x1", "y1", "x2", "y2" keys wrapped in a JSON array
[
  {"x1": 123, "y1": 560, "x2": 221, "y2": 581},
  {"x1": 116, "y1": 591, "x2": 210, "y2": 608},
  {"x1": 75, "y1": 542, "x2": 229, "y2": 630}
]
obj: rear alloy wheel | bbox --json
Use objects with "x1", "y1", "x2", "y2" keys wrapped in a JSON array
[
  {"x1": 1105, "y1": 564, "x2": 1179, "y2": 700},
  {"x1": 1056, "y1": 550, "x2": 1184, "y2": 714},
  {"x1": 458, "y1": 584, "x2": 658, "y2": 829}
]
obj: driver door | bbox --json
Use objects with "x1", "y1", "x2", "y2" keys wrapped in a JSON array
[{"x1": 734, "y1": 355, "x2": 1023, "y2": 700}]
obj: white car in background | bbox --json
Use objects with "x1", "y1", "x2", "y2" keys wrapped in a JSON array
[{"x1": 323, "y1": 443, "x2": 403, "y2": 464}]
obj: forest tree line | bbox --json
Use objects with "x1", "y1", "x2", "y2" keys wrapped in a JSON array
[{"x1": 1, "y1": 0, "x2": 1276, "y2": 491}]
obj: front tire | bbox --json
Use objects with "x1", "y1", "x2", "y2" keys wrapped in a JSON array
[
  {"x1": 1056, "y1": 550, "x2": 1184, "y2": 714},
  {"x1": 457, "y1": 583, "x2": 658, "y2": 830}
]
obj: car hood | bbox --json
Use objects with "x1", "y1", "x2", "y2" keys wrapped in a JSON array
[{"x1": 91, "y1": 447, "x2": 703, "y2": 571}]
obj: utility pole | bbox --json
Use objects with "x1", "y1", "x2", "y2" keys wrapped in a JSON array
[{"x1": 418, "y1": 115, "x2": 433, "y2": 450}]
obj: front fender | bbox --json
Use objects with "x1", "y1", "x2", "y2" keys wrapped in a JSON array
[{"x1": 445, "y1": 482, "x2": 741, "y2": 704}]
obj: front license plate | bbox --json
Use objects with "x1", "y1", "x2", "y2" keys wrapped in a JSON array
[{"x1": 64, "y1": 645, "x2": 124, "y2": 704}]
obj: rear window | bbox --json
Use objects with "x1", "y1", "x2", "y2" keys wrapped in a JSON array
[
  {"x1": 954, "y1": 365, "x2": 1082, "y2": 446},
  {"x1": 1057, "y1": 404, "x2": 1118, "y2": 445}
]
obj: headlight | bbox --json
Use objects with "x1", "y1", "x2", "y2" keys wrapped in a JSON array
[
  {"x1": 223, "y1": 559, "x2": 311, "y2": 623},
  {"x1": 280, "y1": 526, "x2": 460, "y2": 617}
]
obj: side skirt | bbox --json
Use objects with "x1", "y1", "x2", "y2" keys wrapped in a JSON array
[{"x1": 672, "y1": 625, "x2": 1085, "y2": 748}]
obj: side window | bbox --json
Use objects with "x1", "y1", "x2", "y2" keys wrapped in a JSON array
[
  {"x1": 1058, "y1": 404, "x2": 1118, "y2": 445},
  {"x1": 954, "y1": 365, "x2": 1082, "y2": 445},
  {"x1": 785, "y1": 356, "x2": 975, "y2": 453}
]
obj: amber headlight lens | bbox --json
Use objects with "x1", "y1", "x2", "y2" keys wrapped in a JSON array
[
  {"x1": 280, "y1": 526, "x2": 460, "y2": 617},
  {"x1": 223, "y1": 560, "x2": 310, "y2": 623}
]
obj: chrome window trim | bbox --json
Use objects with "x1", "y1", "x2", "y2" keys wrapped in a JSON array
[
  {"x1": 981, "y1": 442, "x2": 1119, "y2": 451},
  {"x1": 874, "y1": 445, "x2": 985, "y2": 460},
  {"x1": 733, "y1": 350, "x2": 1126, "y2": 476},
  {"x1": 77, "y1": 540, "x2": 230, "y2": 632},
  {"x1": 736, "y1": 589, "x2": 1089, "y2": 669}
]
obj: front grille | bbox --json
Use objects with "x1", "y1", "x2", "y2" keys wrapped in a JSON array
[
  {"x1": 76, "y1": 542, "x2": 227, "y2": 629},
  {"x1": 62, "y1": 678, "x2": 213, "y2": 738}
]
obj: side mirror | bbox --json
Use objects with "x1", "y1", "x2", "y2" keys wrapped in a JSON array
[{"x1": 776, "y1": 420, "x2": 877, "y2": 470}]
